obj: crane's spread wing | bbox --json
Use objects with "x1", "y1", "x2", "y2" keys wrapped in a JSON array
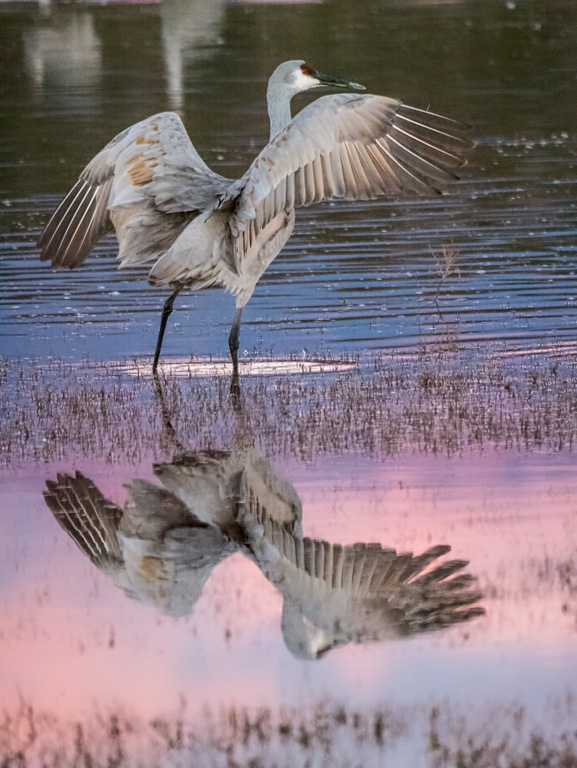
[
  {"x1": 224, "y1": 93, "x2": 473, "y2": 267},
  {"x1": 38, "y1": 112, "x2": 232, "y2": 269}
]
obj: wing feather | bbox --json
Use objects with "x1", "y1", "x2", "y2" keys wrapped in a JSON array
[
  {"x1": 312, "y1": 155, "x2": 325, "y2": 201},
  {"x1": 338, "y1": 141, "x2": 359, "y2": 200},
  {"x1": 226, "y1": 93, "x2": 472, "y2": 266},
  {"x1": 365, "y1": 143, "x2": 403, "y2": 194},
  {"x1": 38, "y1": 112, "x2": 232, "y2": 269},
  {"x1": 376, "y1": 139, "x2": 434, "y2": 194},
  {"x1": 344, "y1": 140, "x2": 372, "y2": 198},
  {"x1": 387, "y1": 134, "x2": 458, "y2": 183},
  {"x1": 241, "y1": 500, "x2": 484, "y2": 648},
  {"x1": 38, "y1": 179, "x2": 100, "y2": 267},
  {"x1": 285, "y1": 172, "x2": 296, "y2": 209},
  {"x1": 43, "y1": 472, "x2": 124, "y2": 568},
  {"x1": 328, "y1": 148, "x2": 347, "y2": 198}
]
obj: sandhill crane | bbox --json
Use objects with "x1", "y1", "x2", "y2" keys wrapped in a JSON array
[{"x1": 38, "y1": 60, "x2": 472, "y2": 380}]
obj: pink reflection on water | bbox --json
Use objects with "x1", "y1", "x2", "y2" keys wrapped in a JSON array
[{"x1": 1, "y1": 449, "x2": 576, "y2": 720}]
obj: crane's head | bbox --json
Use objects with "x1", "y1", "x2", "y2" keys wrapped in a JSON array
[{"x1": 270, "y1": 60, "x2": 365, "y2": 97}]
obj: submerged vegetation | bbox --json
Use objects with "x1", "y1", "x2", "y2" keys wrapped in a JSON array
[
  {"x1": 1, "y1": 696, "x2": 576, "y2": 767},
  {"x1": 1, "y1": 348, "x2": 576, "y2": 466}
]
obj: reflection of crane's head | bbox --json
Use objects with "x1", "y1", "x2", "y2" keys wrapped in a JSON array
[{"x1": 281, "y1": 601, "x2": 333, "y2": 661}]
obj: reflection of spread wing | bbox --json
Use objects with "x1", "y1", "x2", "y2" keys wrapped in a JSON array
[
  {"x1": 154, "y1": 448, "x2": 302, "y2": 539},
  {"x1": 43, "y1": 451, "x2": 301, "y2": 616},
  {"x1": 44, "y1": 471, "x2": 124, "y2": 570},
  {"x1": 43, "y1": 470, "x2": 236, "y2": 616},
  {"x1": 237, "y1": 451, "x2": 302, "y2": 535},
  {"x1": 239, "y1": 507, "x2": 483, "y2": 659},
  {"x1": 38, "y1": 112, "x2": 232, "y2": 269}
]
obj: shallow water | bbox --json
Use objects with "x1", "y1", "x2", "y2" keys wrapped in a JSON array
[{"x1": 1, "y1": 0, "x2": 577, "y2": 765}]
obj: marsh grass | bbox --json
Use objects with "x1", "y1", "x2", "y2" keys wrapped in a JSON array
[
  {"x1": 1, "y1": 348, "x2": 576, "y2": 466},
  {"x1": 1, "y1": 696, "x2": 576, "y2": 767},
  {"x1": 430, "y1": 243, "x2": 461, "y2": 323}
]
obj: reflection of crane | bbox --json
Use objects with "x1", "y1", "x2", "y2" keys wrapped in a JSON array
[
  {"x1": 44, "y1": 451, "x2": 483, "y2": 658},
  {"x1": 239, "y1": 492, "x2": 483, "y2": 659},
  {"x1": 44, "y1": 450, "x2": 301, "y2": 617},
  {"x1": 38, "y1": 60, "x2": 472, "y2": 380},
  {"x1": 160, "y1": 0, "x2": 226, "y2": 111}
]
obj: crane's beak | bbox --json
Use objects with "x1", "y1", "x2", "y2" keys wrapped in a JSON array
[{"x1": 314, "y1": 71, "x2": 366, "y2": 91}]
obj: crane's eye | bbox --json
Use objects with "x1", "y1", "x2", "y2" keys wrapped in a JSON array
[{"x1": 300, "y1": 64, "x2": 317, "y2": 77}]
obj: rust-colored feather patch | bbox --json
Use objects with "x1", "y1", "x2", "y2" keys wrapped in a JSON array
[
  {"x1": 127, "y1": 153, "x2": 158, "y2": 186},
  {"x1": 135, "y1": 135, "x2": 160, "y2": 145},
  {"x1": 138, "y1": 555, "x2": 168, "y2": 582}
]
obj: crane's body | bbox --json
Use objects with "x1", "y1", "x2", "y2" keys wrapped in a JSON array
[{"x1": 38, "y1": 60, "x2": 472, "y2": 379}]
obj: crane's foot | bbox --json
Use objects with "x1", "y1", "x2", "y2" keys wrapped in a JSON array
[
  {"x1": 230, "y1": 372, "x2": 242, "y2": 409},
  {"x1": 229, "y1": 355, "x2": 242, "y2": 411},
  {"x1": 228, "y1": 307, "x2": 242, "y2": 409}
]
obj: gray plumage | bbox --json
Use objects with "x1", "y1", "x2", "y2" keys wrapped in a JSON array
[
  {"x1": 237, "y1": 489, "x2": 484, "y2": 659},
  {"x1": 37, "y1": 60, "x2": 473, "y2": 374},
  {"x1": 44, "y1": 450, "x2": 483, "y2": 658},
  {"x1": 44, "y1": 469, "x2": 235, "y2": 616},
  {"x1": 43, "y1": 449, "x2": 301, "y2": 616}
]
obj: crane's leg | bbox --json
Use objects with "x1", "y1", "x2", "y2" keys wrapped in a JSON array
[
  {"x1": 228, "y1": 308, "x2": 242, "y2": 396},
  {"x1": 153, "y1": 287, "x2": 181, "y2": 374}
]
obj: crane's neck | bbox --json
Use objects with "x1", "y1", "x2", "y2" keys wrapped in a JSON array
[{"x1": 267, "y1": 81, "x2": 293, "y2": 139}]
